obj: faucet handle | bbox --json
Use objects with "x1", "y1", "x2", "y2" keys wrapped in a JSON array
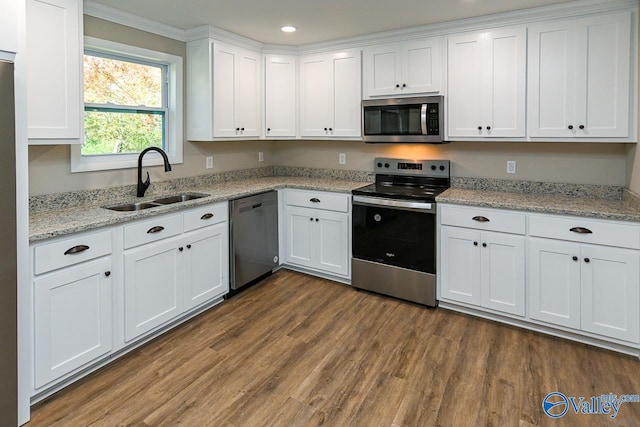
[{"x1": 143, "y1": 172, "x2": 150, "y2": 189}]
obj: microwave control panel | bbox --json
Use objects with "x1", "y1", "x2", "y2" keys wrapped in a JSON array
[{"x1": 426, "y1": 103, "x2": 439, "y2": 135}]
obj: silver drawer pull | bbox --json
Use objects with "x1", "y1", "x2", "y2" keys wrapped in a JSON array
[
  {"x1": 200, "y1": 213, "x2": 214, "y2": 220},
  {"x1": 147, "y1": 226, "x2": 165, "y2": 234},
  {"x1": 570, "y1": 227, "x2": 593, "y2": 234},
  {"x1": 472, "y1": 216, "x2": 490, "y2": 223},
  {"x1": 310, "y1": 198, "x2": 321, "y2": 203},
  {"x1": 64, "y1": 245, "x2": 89, "y2": 255}
]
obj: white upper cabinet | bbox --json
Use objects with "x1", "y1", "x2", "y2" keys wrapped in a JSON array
[
  {"x1": 447, "y1": 27, "x2": 527, "y2": 138},
  {"x1": 0, "y1": 0, "x2": 19, "y2": 55},
  {"x1": 363, "y1": 38, "x2": 440, "y2": 98},
  {"x1": 187, "y1": 39, "x2": 261, "y2": 140},
  {"x1": 26, "y1": 0, "x2": 83, "y2": 143},
  {"x1": 528, "y1": 12, "x2": 631, "y2": 139},
  {"x1": 264, "y1": 55, "x2": 297, "y2": 138},
  {"x1": 299, "y1": 50, "x2": 361, "y2": 138}
]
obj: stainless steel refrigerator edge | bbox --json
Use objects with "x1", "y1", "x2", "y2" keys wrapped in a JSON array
[
  {"x1": 0, "y1": 60, "x2": 19, "y2": 426},
  {"x1": 229, "y1": 191, "x2": 279, "y2": 291}
]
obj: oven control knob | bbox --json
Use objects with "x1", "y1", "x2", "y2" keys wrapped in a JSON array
[
  {"x1": 384, "y1": 163, "x2": 390, "y2": 168},
  {"x1": 439, "y1": 165, "x2": 445, "y2": 171},
  {"x1": 377, "y1": 162, "x2": 382, "y2": 168},
  {"x1": 431, "y1": 165, "x2": 437, "y2": 171},
  {"x1": 374, "y1": 214, "x2": 382, "y2": 222}
]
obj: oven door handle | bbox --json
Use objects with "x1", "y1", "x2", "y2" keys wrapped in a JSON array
[{"x1": 352, "y1": 195, "x2": 435, "y2": 213}]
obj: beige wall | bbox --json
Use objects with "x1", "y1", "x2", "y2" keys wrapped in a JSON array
[
  {"x1": 28, "y1": 17, "x2": 276, "y2": 196},
  {"x1": 275, "y1": 140, "x2": 628, "y2": 186}
]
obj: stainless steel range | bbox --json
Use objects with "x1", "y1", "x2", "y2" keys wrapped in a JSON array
[{"x1": 351, "y1": 158, "x2": 450, "y2": 307}]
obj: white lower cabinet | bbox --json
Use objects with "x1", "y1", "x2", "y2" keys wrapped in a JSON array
[
  {"x1": 32, "y1": 229, "x2": 114, "y2": 390},
  {"x1": 283, "y1": 190, "x2": 350, "y2": 278},
  {"x1": 440, "y1": 204, "x2": 640, "y2": 352},
  {"x1": 529, "y1": 238, "x2": 640, "y2": 343},
  {"x1": 440, "y1": 226, "x2": 525, "y2": 316},
  {"x1": 124, "y1": 237, "x2": 184, "y2": 342},
  {"x1": 31, "y1": 202, "x2": 229, "y2": 395},
  {"x1": 184, "y1": 223, "x2": 229, "y2": 311},
  {"x1": 34, "y1": 258, "x2": 112, "y2": 389}
]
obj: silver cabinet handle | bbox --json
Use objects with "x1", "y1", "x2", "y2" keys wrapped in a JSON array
[
  {"x1": 201, "y1": 213, "x2": 214, "y2": 220},
  {"x1": 570, "y1": 227, "x2": 592, "y2": 234},
  {"x1": 310, "y1": 198, "x2": 321, "y2": 203},
  {"x1": 64, "y1": 245, "x2": 89, "y2": 255},
  {"x1": 147, "y1": 226, "x2": 165, "y2": 234},
  {"x1": 472, "y1": 216, "x2": 490, "y2": 223}
]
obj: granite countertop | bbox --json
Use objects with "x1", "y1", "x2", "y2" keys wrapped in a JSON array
[
  {"x1": 437, "y1": 188, "x2": 640, "y2": 223},
  {"x1": 30, "y1": 176, "x2": 369, "y2": 242}
]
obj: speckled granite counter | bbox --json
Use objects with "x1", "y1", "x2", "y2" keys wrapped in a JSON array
[
  {"x1": 437, "y1": 187, "x2": 640, "y2": 223},
  {"x1": 30, "y1": 176, "x2": 369, "y2": 242}
]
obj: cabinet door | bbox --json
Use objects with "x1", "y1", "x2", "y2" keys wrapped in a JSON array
[
  {"x1": 331, "y1": 51, "x2": 362, "y2": 137},
  {"x1": 574, "y1": 12, "x2": 631, "y2": 138},
  {"x1": 186, "y1": 39, "x2": 214, "y2": 141},
  {"x1": 363, "y1": 43, "x2": 402, "y2": 97},
  {"x1": 27, "y1": 0, "x2": 83, "y2": 142},
  {"x1": 34, "y1": 258, "x2": 112, "y2": 388},
  {"x1": 0, "y1": 0, "x2": 18, "y2": 54},
  {"x1": 124, "y1": 239, "x2": 183, "y2": 342},
  {"x1": 284, "y1": 206, "x2": 316, "y2": 269},
  {"x1": 299, "y1": 55, "x2": 332, "y2": 136},
  {"x1": 581, "y1": 245, "x2": 639, "y2": 343},
  {"x1": 440, "y1": 226, "x2": 482, "y2": 306},
  {"x1": 265, "y1": 55, "x2": 297, "y2": 137},
  {"x1": 316, "y1": 210, "x2": 349, "y2": 276},
  {"x1": 213, "y1": 43, "x2": 238, "y2": 137},
  {"x1": 483, "y1": 28, "x2": 526, "y2": 137},
  {"x1": 447, "y1": 33, "x2": 484, "y2": 137},
  {"x1": 402, "y1": 38, "x2": 440, "y2": 94},
  {"x1": 480, "y1": 232, "x2": 525, "y2": 316},
  {"x1": 528, "y1": 20, "x2": 577, "y2": 138},
  {"x1": 529, "y1": 238, "x2": 581, "y2": 329},
  {"x1": 184, "y1": 224, "x2": 229, "y2": 310},
  {"x1": 236, "y1": 48, "x2": 261, "y2": 137}
]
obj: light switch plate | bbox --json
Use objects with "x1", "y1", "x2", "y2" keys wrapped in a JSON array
[
  {"x1": 206, "y1": 156, "x2": 213, "y2": 169},
  {"x1": 507, "y1": 160, "x2": 516, "y2": 174},
  {"x1": 259, "y1": 152, "x2": 264, "y2": 162}
]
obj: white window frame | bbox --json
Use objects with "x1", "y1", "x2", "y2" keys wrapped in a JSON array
[{"x1": 71, "y1": 36, "x2": 183, "y2": 173}]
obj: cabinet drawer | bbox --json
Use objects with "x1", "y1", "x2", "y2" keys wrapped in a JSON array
[
  {"x1": 183, "y1": 202, "x2": 228, "y2": 232},
  {"x1": 529, "y1": 214, "x2": 640, "y2": 249},
  {"x1": 34, "y1": 230, "x2": 112, "y2": 275},
  {"x1": 124, "y1": 213, "x2": 182, "y2": 249},
  {"x1": 285, "y1": 189, "x2": 349, "y2": 212},
  {"x1": 440, "y1": 205, "x2": 526, "y2": 235}
]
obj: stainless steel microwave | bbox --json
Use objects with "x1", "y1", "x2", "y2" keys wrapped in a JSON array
[{"x1": 362, "y1": 96, "x2": 446, "y2": 143}]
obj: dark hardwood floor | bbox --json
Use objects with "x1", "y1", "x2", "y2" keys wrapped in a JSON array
[{"x1": 29, "y1": 270, "x2": 640, "y2": 426}]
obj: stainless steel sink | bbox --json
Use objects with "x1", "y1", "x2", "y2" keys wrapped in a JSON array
[
  {"x1": 153, "y1": 192, "x2": 209, "y2": 205},
  {"x1": 105, "y1": 201, "x2": 161, "y2": 212}
]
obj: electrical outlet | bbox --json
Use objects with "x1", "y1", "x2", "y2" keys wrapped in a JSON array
[
  {"x1": 339, "y1": 153, "x2": 346, "y2": 165},
  {"x1": 206, "y1": 156, "x2": 213, "y2": 169},
  {"x1": 507, "y1": 160, "x2": 516, "y2": 174},
  {"x1": 258, "y1": 151, "x2": 264, "y2": 162}
]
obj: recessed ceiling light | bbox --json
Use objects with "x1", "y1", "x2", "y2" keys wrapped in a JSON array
[{"x1": 281, "y1": 26, "x2": 297, "y2": 33}]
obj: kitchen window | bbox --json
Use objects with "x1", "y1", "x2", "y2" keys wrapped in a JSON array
[{"x1": 71, "y1": 37, "x2": 183, "y2": 172}]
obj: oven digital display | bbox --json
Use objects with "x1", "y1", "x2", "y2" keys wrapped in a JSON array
[{"x1": 397, "y1": 162, "x2": 422, "y2": 170}]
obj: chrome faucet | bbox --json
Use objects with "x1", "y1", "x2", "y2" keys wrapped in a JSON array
[{"x1": 137, "y1": 147, "x2": 172, "y2": 197}]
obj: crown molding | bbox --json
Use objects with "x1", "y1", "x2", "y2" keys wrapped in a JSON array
[
  {"x1": 83, "y1": 0, "x2": 187, "y2": 42},
  {"x1": 184, "y1": 25, "x2": 263, "y2": 50}
]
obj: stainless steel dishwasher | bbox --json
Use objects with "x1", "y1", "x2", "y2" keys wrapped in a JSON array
[{"x1": 229, "y1": 190, "x2": 279, "y2": 293}]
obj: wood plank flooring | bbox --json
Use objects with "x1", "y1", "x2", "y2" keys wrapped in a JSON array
[{"x1": 29, "y1": 270, "x2": 640, "y2": 426}]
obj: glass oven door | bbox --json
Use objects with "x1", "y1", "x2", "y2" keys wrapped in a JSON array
[{"x1": 352, "y1": 198, "x2": 436, "y2": 274}]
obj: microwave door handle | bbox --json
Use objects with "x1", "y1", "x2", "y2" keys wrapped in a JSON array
[{"x1": 421, "y1": 104, "x2": 427, "y2": 135}]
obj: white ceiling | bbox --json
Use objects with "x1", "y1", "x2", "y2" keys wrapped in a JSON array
[{"x1": 89, "y1": 0, "x2": 578, "y2": 45}]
